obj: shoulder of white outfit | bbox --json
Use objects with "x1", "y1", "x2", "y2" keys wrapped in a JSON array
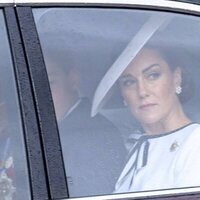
[
  {"x1": 175, "y1": 123, "x2": 200, "y2": 163},
  {"x1": 150, "y1": 122, "x2": 200, "y2": 140},
  {"x1": 172, "y1": 123, "x2": 200, "y2": 148},
  {"x1": 173, "y1": 123, "x2": 200, "y2": 185},
  {"x1": 184, "y1": 123, "x2": 200, "y2": 141}
]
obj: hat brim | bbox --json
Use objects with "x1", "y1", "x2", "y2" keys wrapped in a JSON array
[{"x1": 91, "y1": 13, "x2": 172, "y2": 117}]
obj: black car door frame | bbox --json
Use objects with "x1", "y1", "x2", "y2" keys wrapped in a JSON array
[
  {"x1": 4, "y1": 6, "x2": 50, "y2": 200},
  {"x1": 14, "y1": 6, "x2": 69, "y2": 199}
]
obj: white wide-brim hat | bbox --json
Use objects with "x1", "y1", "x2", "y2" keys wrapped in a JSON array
[{"x1": 91, "y1": 13, "x2": 172, "y2": 117}]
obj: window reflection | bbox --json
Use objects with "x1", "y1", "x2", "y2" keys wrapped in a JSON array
[{"x1": 34, "y1": 7, "x2": 200, "y2": 198}]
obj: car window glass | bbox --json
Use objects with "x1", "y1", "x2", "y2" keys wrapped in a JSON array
[
  {"x1": 0, "y1": 10, "x2": 31, "y2": 200},
  {"x1": 33, "y1": 8, "x2": 200, "y2": 198}
]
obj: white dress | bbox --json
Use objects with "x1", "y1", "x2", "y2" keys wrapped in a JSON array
[{"x1": 115, "y1": 123, "x2": 200, "y2": 193}]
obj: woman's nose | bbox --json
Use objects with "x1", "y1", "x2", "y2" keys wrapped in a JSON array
[{"x1": 137, "y1": 80, "x2": 149, "y2": 99}]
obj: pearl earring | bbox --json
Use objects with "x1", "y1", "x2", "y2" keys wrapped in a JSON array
[{"x1": 176, "y1": 86, "x2": 182, "y2": 94}]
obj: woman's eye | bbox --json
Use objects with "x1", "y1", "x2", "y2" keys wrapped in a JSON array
[
  {"x1": 147, "y1": 72, "x2": 161, "y2": 80},
  {"x1": 120, "y1": 78, "x2": 136, "y2": 87}
]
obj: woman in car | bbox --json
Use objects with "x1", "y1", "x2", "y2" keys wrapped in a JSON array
[{"x1": 113, "y1": 45, "x2": 200, "y2": 193}]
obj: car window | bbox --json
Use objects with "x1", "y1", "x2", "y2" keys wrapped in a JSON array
[
  {"x1": 33, "y1": 7, "x2": 200, "y2": 198},
  {"x1": 0, "y1": 10, "x2": 31, "y2": 200}
]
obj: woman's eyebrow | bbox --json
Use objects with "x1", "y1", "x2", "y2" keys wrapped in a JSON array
[
  {"x1": 119, "y1": 74, "x2": 133, "y2": 79},
  {"x1": 142, "y1": 63, "x2": 160, "y2": 74},
  {"x1": 120, "y1": 63, "x2": 160, "y2": 79}
]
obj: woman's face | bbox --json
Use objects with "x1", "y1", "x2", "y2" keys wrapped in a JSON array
[{"x1": 119, "y1": 48, "x2": 181, "y2": 127}]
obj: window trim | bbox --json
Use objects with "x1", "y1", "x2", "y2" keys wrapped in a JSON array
[
  {"x1": 13, "y1": 0, "x2": 200, "y2": 16},
  {"x1": 66, "y1": 187, "x2": 200, "y2": 200},
  {"x1": 15, "y1": 6, "x2": 69, "y2": 199},
  {"x1": 4, "y1": 6, "x2": 49, "y2": 200}
]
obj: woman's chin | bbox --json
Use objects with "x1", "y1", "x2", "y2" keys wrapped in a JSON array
[{"x1": 138, "y1": 116, "x2": 162, "y2": 127}]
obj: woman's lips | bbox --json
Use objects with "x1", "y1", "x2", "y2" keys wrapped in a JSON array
[{"x1": 139, "y1": 103, "x2": 157, "y2": 110}]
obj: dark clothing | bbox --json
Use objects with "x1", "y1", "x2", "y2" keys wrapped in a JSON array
[{"x1": 59, "y1": 98, "x2": 126, "y2": 197}]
